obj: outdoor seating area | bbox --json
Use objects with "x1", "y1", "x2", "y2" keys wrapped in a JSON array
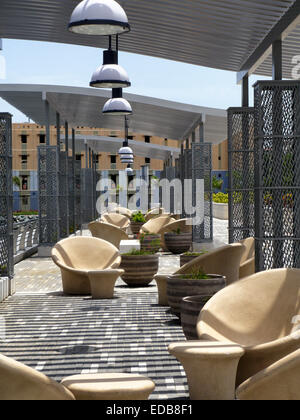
[{"x1": 1, "y1": 0, "x2": 300, "y2": 403}]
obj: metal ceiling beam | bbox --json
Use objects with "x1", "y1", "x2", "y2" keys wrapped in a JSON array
[{"x1": 237, "y1": 0, "x2": 300, "y2": 83}]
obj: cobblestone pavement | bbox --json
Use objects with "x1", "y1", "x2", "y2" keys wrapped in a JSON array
[{"x1": 0, "y1": 219, "x2": 228, "y2": 400}]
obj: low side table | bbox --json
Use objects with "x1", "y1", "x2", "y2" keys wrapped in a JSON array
[
  {"x1": 61, "y1": 373, "x2": 155, "y2": 400},
  {"x1": 169, "y1": 341, "x2": 245, "y2": 400}
]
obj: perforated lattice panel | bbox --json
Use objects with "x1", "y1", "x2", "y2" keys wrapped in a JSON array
[
  {"x1": 38, "y1": 146, "x2": 59, "y2": 244},
  {"x1": 68, "y1": 157, "x2": 75, "y2": 235},
  {"x1": 254, "y1": 81, "x2": 300, "y2": 271},
  {"x1": 81, "y1": 169, "x2": 94, "y2": 224},
  {"x1": 228, "y1": 108, "x2": 255, "y2": 244},
  {"x1": 59, "y1": 152, "x2": 69, "y2": 239},
  {"x1": 192, "y1": 143, "x2": 213, "y2": 243},
  {"x1": 74, "y1": 161, "x2": 82, "y2": 232},
  {"x1": 0, "y1": 113, "x2": 13, "y2": 279}
]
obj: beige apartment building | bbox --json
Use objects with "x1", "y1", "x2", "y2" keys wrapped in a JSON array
[{"x1": 12, "y1": 123, "x2": 228, "y2": 211}]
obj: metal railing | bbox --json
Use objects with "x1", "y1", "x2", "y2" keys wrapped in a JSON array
[{"x1": 13, "y1": 218, "x2": 39, "y2": 261}]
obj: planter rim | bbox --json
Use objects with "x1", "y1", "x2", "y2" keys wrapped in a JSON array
[
  {"x1": 182, "y1": 295, "x2": 213, "y2": 303},
  {"x1": 121, "y1": 254, "x2": 159, "y2": 258},
  {"x1": 164, "y1": 232, "x2": 192, "y2": 236},
  {"x1": 168, "y1": 274, "x2": 225, "y2": 280}
]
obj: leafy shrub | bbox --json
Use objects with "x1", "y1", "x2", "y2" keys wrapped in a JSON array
[
  {"x1": 184, "y1": 269, "x2": 210, "y2": 280},
  {"x1": 131, "y1": 211, "x2": 146, "y2": 223},
  {"x1": 213, "y1": 193, "x2": 228, "y2": 204},
  {"x1": 212, "y1": 175, "x2": 223, "y2": 191}
]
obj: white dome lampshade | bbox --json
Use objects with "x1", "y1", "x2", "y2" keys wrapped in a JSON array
[
  {"x1": 118, "y1": 145, "x2": 133, "y2": 156},
  {"x1": 68, "y1": 0, "x2": 130, "y2": 36},
  {"x1": 121, "y1": 157, "x2": 134, "y2": 163},
  {"x1": 90, "y1": 50, "x2": 131, "y2": 88},
  {"x1": 102, "y1": 88, "x2": 132, "y2": 115},
  {"x1": 125, "y1": 166, "x2": 134, "y2": 175}
]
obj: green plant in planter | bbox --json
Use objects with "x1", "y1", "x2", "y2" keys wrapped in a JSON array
[
  {"x1": 124, "y1": 249, "x2": 155, "y2": 256},
  {"x1": 184, "y1": 269, "x2": 210, "y2": 280},
  {"x1": 140, "y1": 232, "x2": 161, "y2": 252},
  {"x1": 183, "y1": 250, "x2": 207, "y2": 256},
  {"x1": 131, "y1": 211, "x2": 146, "y2": 223},
  {"x1": 172, "y1": 228, "x2": 182, "y2": 235},
  {"x1": 212, "y1": 175, "x2": 223, "y2": 191}
]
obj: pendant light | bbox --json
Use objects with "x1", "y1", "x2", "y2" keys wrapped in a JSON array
[
  {"x1": 102, "y1": 88, "x2": 132, "y2": 115},
  {"x1": 125, "y1": 165, "x2": 134, "y2": 175},
  {"x1": 90, "y1": 39, "x2": 130, "y2": 88},
  {"x1": 68, "y1": 0, "x2": 130, "y2": 36}
]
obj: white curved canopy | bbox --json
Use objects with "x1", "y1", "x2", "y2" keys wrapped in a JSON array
[{"x1": 0, "y1": 84, "x2": 227, "y2": 144}]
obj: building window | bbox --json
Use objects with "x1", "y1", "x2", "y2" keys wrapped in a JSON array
[
  {"x1": 128, "y1": 136, "x2": 134, "y2": 140},
  {"x1": 21, "y1": 176, "x2": 28, "y2": 191},
  {"x1": 145, "y1": 136, "x2": 151, "y2": 143},
  {"x1": 22, "y1": 196, "x2": 28, "y2": 206},
  {"x1": 145, "y1": 157, "x2": 151, "y2": 164},
  {"x1": 76, "y1": 154, "x2": 82, "y2": 161},
  {"x1": 21, "y1": 135, "x2": 28, "y2": 144},
  {"x1": 111, "y1": 155, "x2": 117, "y2": 164},
  {"x1": 21, "y1": 155, "x2": 28, "y2": 165},
  {"x1": 39, "y1": 134, "x2": 46, "y2": 144}
]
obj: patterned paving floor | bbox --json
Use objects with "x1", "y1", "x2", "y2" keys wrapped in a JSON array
[
  {"x1": 0, "y1": 219, "x2": 228, "y2": 399},
  {"x1": 0, "y1": 253, "x2": 189, "y2": 400}
]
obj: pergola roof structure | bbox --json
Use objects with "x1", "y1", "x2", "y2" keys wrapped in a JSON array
[
  {"x1": 0, "y1": 84, "x2": 227, "y2": 144},
  {"x1": 69, "y1": 135, "x2": 180, "y2": 161},
  {"x1": 1, "y1": 0, "x2": 300, "y2": 80}
]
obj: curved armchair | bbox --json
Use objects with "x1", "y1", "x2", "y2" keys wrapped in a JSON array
[
  {"x1": 145, "y1": 208, "x2": 166, "y2": 222},
  {"x1": 238, "y1": 237, "x2": 255, "y2": 279},
  {"x1": 114, "y1": 206, "x2": 133, "y2": 219},
  {"x1": 141, "y1": 215, "x2": 176, "y2": 235},
  {"x1": 197, "y1": 268, "x2": 300, "y2": 385},
  {"x1": 51, "y1": 237, "x2": 121, "y2": 295},
  {"x1": 88, "y1": 221, "x2": 128, "y2": 249},
  {"x1": 0, "y1": 353, "x2": 75, "y2": 400},
  {"x1": 154, "y1": 244, "x2": 245, "y2": 306},
  {"x1": 236, "y1": 349, "x2": 300, "y2": 400},
  {"x1": 101, "y1": 213, "x2": 130, "y2": 231},
  {"x1": 159, "y1": 218, "x2": 192, "y2": 251}
]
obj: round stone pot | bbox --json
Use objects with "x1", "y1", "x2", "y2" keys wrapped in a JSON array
[
  {"x1": 167, "y1": 274, "x2": 226, "y2": 318},
  {"x1": 120, "y1": 254, "x2": 159, "y2": 286},
  {"x1": 164, "y1": 232, "x2": 192, "y2": 255},
  {"x1": 180, "y1": 254, "x2": 203, "y2": 267},
  {"x1": 130, "y1": 221, "x2": 144, "y2": 236},
  {"x1": 140, "y1": 234, "x2": 161, "y2": 253},
  {"x1": 181, "y1": 295, "x2": 212, "y2": 340}
]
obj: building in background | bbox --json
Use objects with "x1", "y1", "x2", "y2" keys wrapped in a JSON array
[{"x1": 12, "y1": 123, "x2": 228, "y2": 211}]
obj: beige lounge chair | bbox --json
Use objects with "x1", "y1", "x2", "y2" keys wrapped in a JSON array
[
  {"x1": 236, "y1": 349, "x2": 300, "y2": 400},
  {"x1": 51, "y1": 237, "x2": 122, "y2": 295},
  {"x1": 140, "y1": 214, "x2": 176, "y2": 235},
  {"x1": 238, "y1": 237, "x2": 255, "y2": 279},
  {"x1": 88, "y1": 221, "x2": 129, "y2": 249},
  {"x1": 114, "y1": 206, "x2": 133, "y2": 219},
  {"x1": 101, "y1": 213, "x2": 130, "y2": 231},
  {"x1": 0, "y1": 354, "x2": 155, "y2": 400},
  {"x1": 154, "y1": 244, "x2": 245, "y2": 306},
  {"x1": 197, "y1": 268, "x2": 300, "y2": 385},
  {"x1": 145, "y1": 208, "x2": 166, "y2": 222}
]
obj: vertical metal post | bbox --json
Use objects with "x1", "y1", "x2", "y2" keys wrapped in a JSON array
[
  {"x1": 272, "y1": 39, "x2": 282, "y2": 81},
  {"x1": 242, "y1": 75, "x2": 249, "y2": 107},
  {"x1": 72, "y1": 129, "x2": 76, "y2": 233},
  {"x1": 45, "y1": 100, "x2": 50, "y2": 146}
]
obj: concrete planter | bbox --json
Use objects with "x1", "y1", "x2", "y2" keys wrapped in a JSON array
[
  {"x1": 181, "y1": 295, "x2": 212, "y2": 340},
  {"x1": 120, "y1": 254, "x2": 159, "y2": 286},
  {"x1": 130, "y1": 221, "x2": 144, "y2": 236},
  {"x1": 213, "y1": 202, "x2": 228, "y2": 220},
  {"x1": 140, "y1": 234, "x2": 161, "y2": 253},
  {"x1": 167, "y1": 274, "x2": 226, "y2": 318},
  {"x1": 180, "y1": 253, "x2": 203, "y2": 267},
  {"x1": 164, "y1": 232, "x2": 192, "y2": 255}
]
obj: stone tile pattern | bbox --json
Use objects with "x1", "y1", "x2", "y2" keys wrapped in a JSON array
[{"x1": 0, "y1": 253, "x2": 188, "y2": 400}]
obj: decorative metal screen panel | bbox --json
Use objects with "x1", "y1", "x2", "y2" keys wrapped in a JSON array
[
  {"x1": 192, "y1": 143, "x2": 213, "y2": 243},
  {"x1": 74, "y1": 161, "x2": 82, "y2": 232},
  {"x1": 254, "y1": 81, "x2": 300, "y2": 271},
  {"x1": 228, "y1": 107, "x2": 255, "y2": 244},
  {"x1": 68, "y1": 157, "x2": 75, "y2": 235},
  {"x1": 81, "y1": 168, "x2": 94, "y2": 224},
  {"x1": 59, "y1": 151, "x2": 69, "y2": 239},
  {"x1": 38, "y1": 146, "x2": 59, "y2": 244},
  {"x1": 0, "y1": 113, "x2": 13, "y2": 280}
]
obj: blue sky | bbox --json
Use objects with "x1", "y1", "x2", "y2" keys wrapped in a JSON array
[{"x1": 0, "y1": 39, "x2": 269, "y2": 123}]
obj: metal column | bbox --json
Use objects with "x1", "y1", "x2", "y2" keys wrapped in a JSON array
[{"x1": 0, "y1": 113, "x2": 13, "y2": 299}]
